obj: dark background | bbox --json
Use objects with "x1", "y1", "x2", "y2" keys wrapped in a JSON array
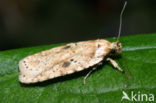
[{"x1": 0, "y1": 0, "x2": 155, "y2": 51}]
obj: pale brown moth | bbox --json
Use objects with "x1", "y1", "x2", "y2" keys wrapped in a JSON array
[{"x1": 19, "y1": 1, "x2": 127, "y2": 84}]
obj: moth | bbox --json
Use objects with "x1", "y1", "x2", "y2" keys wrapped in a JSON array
[{"x1": 19, "y1": 1, "x2": 127, "y2": 84}]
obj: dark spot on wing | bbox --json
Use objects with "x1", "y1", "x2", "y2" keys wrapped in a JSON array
[
  {"x1": 70, "y1": 59, "x2": 74, "y2": 61},
  {"x1": 70, "y1": 59, "x2": 77, "y2": 63},
  {"x1": 63, "y1": 45, "x2": 71, "y2": 49},
  {"x1": 98, "y1": 44, "x2": 100, "y2": 48},
  {"x1": 62, "y1": 61, "x2": 71, "y2": 67}
]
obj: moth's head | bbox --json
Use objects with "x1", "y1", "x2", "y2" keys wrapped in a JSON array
[{"x1": 110, "y1": 41, "x2": 122, "y2": 54}]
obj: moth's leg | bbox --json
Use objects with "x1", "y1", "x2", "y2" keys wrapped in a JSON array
[
  {"x1": 107, "y1": 58, "x2": 125, "y2": 73},
  {"x1": 83, "y1": 67, "x2": 96, "y2": 85}
]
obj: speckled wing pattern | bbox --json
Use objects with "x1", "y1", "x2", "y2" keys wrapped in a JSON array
[{"x1": 19, "y1": 40, "x2": 111, "y2": 83}]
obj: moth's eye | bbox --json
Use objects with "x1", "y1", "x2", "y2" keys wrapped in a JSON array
[{"x1": 111, "y1": 49, "x2": 116, "y2": 54}]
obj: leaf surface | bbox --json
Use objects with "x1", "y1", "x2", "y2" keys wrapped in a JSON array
[{"x1": 0, "y1": 33, "x2": 156, "y2": 103}]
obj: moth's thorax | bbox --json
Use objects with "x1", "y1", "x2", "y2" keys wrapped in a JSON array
[{"x1": 92, "y1": 40, "x2": 111, "y2": 58}]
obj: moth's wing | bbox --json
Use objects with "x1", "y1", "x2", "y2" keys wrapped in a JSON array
[{"x1": 19, "y1": 40, "x2": 110, "y2": 83}]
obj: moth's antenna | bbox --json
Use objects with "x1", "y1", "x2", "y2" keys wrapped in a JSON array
[{"x1": 117, "y1": 1, "x2": 127, "y2": 41}]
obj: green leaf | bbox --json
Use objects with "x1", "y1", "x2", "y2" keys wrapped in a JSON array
[{"x1": 0, "y1": 33, "x2": 156, "y2": 103}]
